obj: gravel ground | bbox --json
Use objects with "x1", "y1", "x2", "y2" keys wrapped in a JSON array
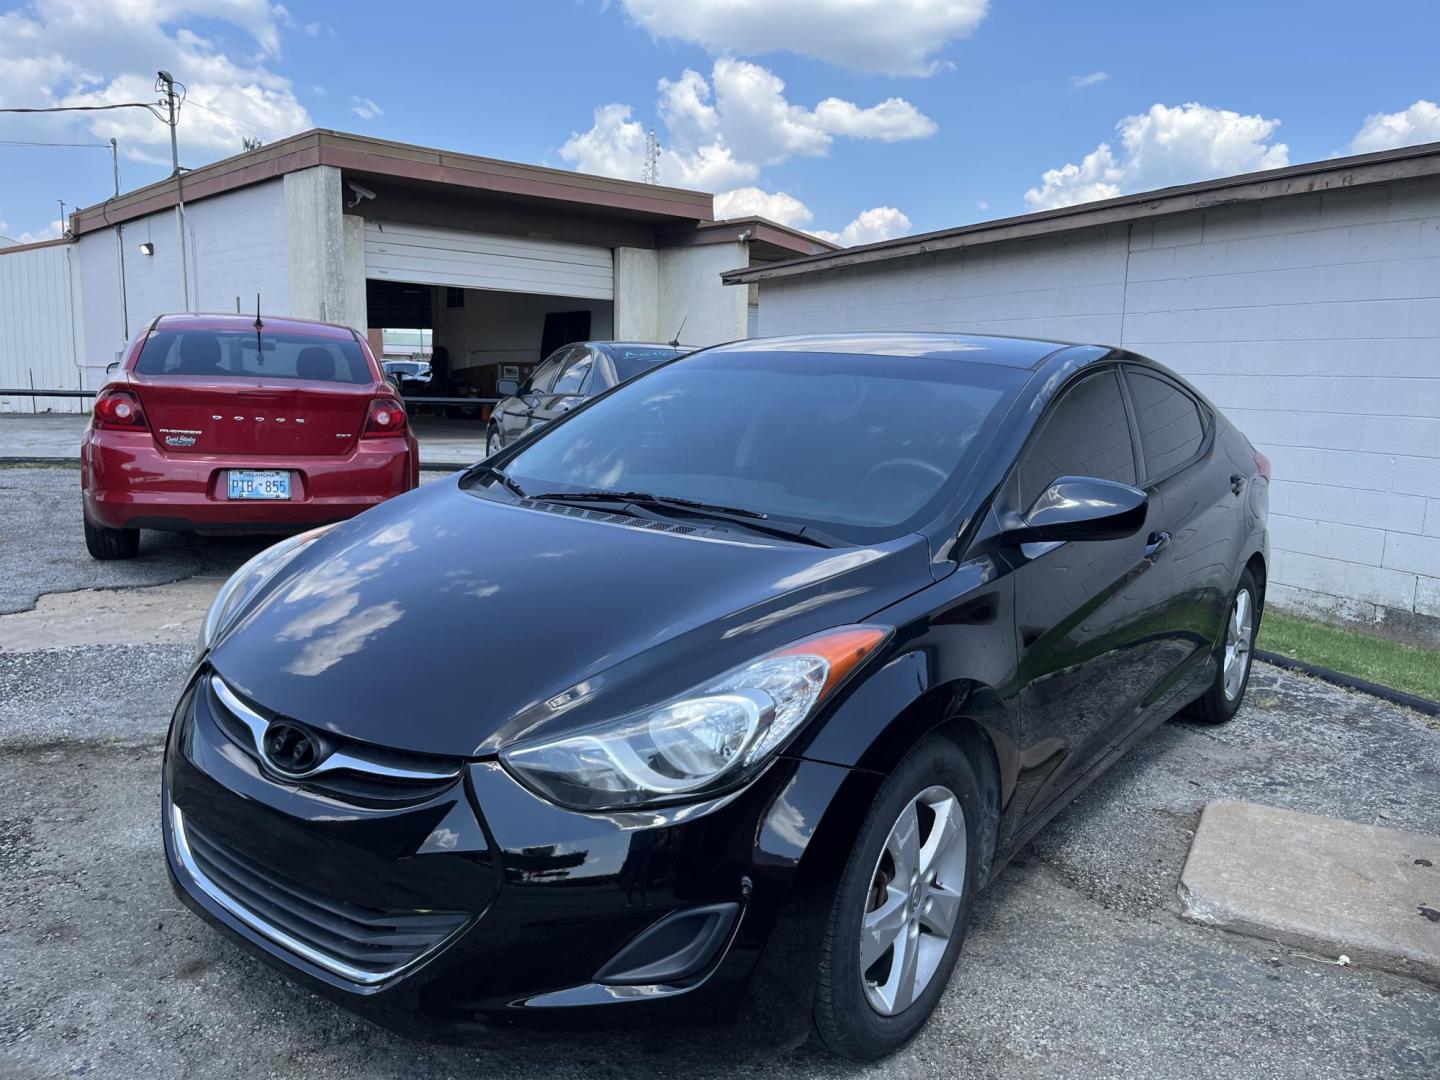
[{"x1": 2, "y1": 463, "x2": 1439, "y2": 1079}]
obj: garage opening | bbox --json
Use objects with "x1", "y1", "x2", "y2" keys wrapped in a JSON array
[{"x1": 363, "y1": 221, "x2": 613, "y2": 413}]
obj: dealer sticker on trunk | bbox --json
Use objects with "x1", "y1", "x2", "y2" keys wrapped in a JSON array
[{"x1": 226, "y1": 470, "x2": 292, "y2": 500}]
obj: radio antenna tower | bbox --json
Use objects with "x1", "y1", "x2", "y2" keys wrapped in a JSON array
[{"x1": 641, "y1": 125, "x2": 662, "y2": 184}]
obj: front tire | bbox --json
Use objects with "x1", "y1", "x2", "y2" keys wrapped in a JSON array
[
  {"x1": 1183, "y1": 567, "x2": 1260, "y2": 724},
  {"x1": 84, "y1": 516, "x2": 139, "y2": 560},
  {"x1": 813, "y1": 736, "x2": 983, "y2": 1062},
  {"x1": 486, "y1": 426, "x2": 503, "y2": 457}
]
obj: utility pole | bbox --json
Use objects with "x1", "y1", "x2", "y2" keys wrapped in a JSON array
[
  {"x1": 111, "y1": 138, "x2": 129, "y2": 340},
  {"x1": 157, "y1": 70, "x2": 189, "y2": 312}
]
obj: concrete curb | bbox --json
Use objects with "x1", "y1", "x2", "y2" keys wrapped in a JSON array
[{"x1": 1256, "y1": 650, "x2": 1440, "y2": 717}]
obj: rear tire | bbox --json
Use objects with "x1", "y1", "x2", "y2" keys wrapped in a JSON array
[
  {"x1": 813, "y1": 736, "x2": 983, "y2": 1062},
  {"x1": 84, "y1": 517, "x2": 140, "y2": 560},
  {"x1": 1183, "y1": 567, "x2": 1260, "y2": 724}
]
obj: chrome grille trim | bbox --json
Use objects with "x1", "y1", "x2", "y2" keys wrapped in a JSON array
[{"x1": 210, "y1": 674, "x2": 460, "y2": 783}]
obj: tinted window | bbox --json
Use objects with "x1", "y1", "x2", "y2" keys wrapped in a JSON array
[
  {"x1": 610, "y1": 347, "x2": 680, "y2": 382},
  {"x1": 501, "y1": 348, "x2": 1022, "y2": 542},
  {"x1": 1127, "y1": 370, "x2": 1205, "y2": 477},
  {"x1": 1018, "y1": 371, "x2": 1136, "y2": 505},
  {"x1": 551, "y1": 350, "x2": 593, "y2": 395},
  {"x1": 527, "y1": 353, "x2": 566, "y2": 394},
  {"x1": 135, "y1": 330, "x2": 372, "y2": 384}
]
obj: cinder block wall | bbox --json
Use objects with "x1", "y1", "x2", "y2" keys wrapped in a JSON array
[{"x1": 757, "y1": 177, "x2": 1440, "y2": 641}]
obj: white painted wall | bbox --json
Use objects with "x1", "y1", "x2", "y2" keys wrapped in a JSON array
[
  {"x1": 658, "y1": 242, "x2": 749, "y2": 346},
  {"x1": 0, "y1": 242, "x2": 85, "y2": 411},
  {"x1": 76, "y1": 178, "x2": 292, "y2": 380},
  {"x1": 614, "y1": 246, "x2": 659, "y2": 340},
  {"x1": 755, "y1": 178, "x2": 1440, "y2": 639}
]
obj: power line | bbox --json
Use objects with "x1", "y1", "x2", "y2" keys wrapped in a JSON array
[
  {"x1": 183, "y1": 97, "x2": 290, "y2": 140},
  {"x1": 0, "y1": 101, "x2": 167, "y2": 121},
  {"x1": 0, "y1": 139, "x2": 113, "y2": 149}
]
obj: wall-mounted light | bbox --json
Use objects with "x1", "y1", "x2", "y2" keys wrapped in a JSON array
[{"x1": 138, "y1": 241, "x2": 155, "y2": 256}]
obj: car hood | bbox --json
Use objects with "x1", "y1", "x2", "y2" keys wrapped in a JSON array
[{"x1": 209, "y1": 478, "x2": 932, "y2": 758}]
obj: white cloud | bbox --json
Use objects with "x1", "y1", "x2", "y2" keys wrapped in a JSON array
[
  {"x1": 619, "y1": 0, "x2": 989, "y2": 76},
  {"x1": 0, "y1": 1, "x2": 311, "y2": 164},
  {"x1": 1070, "y1": 71, "x2": 1109, "y2": 89},
  {"x1": 713, "y1": 186, "x2": 813, "y2": 227},
  {"x1": 351, "y1": 96, "x2": 382, "y2": 120},
  {"x1": 1025, "y1": 102, "x2": 1289, "y2": 211},
  {"x1": 1349, "y1": 100, "x2": 1440, "y2": 154},
  {"x1": 812, "y1": 206, "x2": 912, "y2": 247},
  {"x1": 561, "y1": 58, "x2": 934, "y2": 191},
  {"x1": 0, "y1": 218, "x2": 63, "y2": 246}
]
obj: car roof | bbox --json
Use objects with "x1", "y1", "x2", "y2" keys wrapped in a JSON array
[
  {"x1": 715, "y1": 332, "x2": 1081, "y2": 369},
  {"x1": 151, "y1": 312, "x2": 358, "y2": 340},
  {"x1": 591, "y1": 341, "x2": 686, "y2": 353}
]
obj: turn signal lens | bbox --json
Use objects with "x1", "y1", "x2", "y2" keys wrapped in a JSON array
[
  {"x1": 363, "y1": 396, "x2": 407, "y2": 437},
  {"x1": 1253, "y1": 450, "x2": 1272, "y2": 480},
  {"x1": 94, "y1": 389, "x2": 147, "y2": 430}
]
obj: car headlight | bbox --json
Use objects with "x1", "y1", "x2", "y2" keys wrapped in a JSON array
[
  {"x1": 197, "y1": 524, "x2": 338, "y2": 654},
  {"x1": 500, "y1": 625, "x2": 890, "y2": 811}
]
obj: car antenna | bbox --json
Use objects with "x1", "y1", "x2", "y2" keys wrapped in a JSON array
[
  {"x1": 668, "y1": 315, "x2": 687, "y2": 349},
  {"x1": 254, "y1": 294, "x2": 264, "y2": 364}
]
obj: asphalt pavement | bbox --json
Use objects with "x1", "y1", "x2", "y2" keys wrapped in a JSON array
[{"x1": 3, "y1": 464, "x2": 1439, "y2": 1080}]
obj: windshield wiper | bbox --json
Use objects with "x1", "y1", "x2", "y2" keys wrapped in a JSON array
[
  {"x1": 531, "y1": 490, "x2": 844, "y2": 548},
  {"x1": 467, "y1": 464, "x2": 528, "y2": 499}
]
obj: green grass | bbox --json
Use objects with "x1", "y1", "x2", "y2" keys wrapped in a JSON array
[{"x1": 1257, "y1": 610, "x2": 1440, "y2": 703}]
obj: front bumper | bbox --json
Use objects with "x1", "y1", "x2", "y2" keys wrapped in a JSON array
[
  {"x1": 82, "y1": 427, "x2": 417, "y2": 531},
  {"x1": 162, "y1": 669, "x2": 876, "y2": 1044}
]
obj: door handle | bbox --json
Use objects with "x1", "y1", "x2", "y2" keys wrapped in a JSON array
[
  {"x1": 1144, "y1": 531, "x2": 1172, "y2": 560},
  {"x1": 1230, "y1": 474, "x2": 1245, "y2": 495}
]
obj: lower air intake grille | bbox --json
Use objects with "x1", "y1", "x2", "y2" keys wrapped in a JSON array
[{"x1": 172, "y1": 807, "x2": 468, "y2": 984}]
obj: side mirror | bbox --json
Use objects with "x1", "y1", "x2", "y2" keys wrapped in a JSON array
[
  {"x1": 1003, "y1": 476, "x2": 1147, "y2": 544},
  {"x1": 496, "y1": 378, "x2": 519, "y2": 397}
]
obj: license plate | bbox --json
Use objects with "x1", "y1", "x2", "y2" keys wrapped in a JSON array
[{"x1": 227, "y1": 470, "x2": 292, "y2": 500}]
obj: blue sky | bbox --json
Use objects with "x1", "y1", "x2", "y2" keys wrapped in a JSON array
[{"x1": 2, "y1": 0, "x2": 1438, "y2": 247}]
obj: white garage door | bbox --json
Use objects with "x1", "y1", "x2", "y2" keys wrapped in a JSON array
[{"x1": 364, "y1": 221, "x2": 612, "y2": 300}]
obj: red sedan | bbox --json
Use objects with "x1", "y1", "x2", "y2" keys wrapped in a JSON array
[{"x1": 81, "y1": 313, "x2": 419, "y2": 559}]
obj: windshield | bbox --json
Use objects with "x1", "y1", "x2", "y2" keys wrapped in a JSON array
[
  {"x1": 135, "y1": 329, "x2": 374, "y2": 384},
  {"x1": 501, "y1": 347, "x2": 1022, "y2": 542},
  {"x1": 610, "y1": 347, "x2": 682, "y2": 382}
]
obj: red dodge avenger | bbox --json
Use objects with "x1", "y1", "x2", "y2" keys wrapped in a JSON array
[{"x1": 81, "y1": 313, "x2": 418, "y2": 559}]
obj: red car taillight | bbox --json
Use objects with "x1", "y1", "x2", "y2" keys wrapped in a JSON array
[
  {"x1": 94, "y1": 389, "x2": 148, "y2": 430},
  {"x1": 1254, "y1": 450, "x2": 1272, "y2": 480},
  {"x1": 363, "y1": 396, "x2": 407, "y2": 438}
]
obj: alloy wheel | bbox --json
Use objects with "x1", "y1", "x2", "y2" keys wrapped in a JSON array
[
  {"x1": 486, "y1": 432, "x2": 502, "y2": 457},
  {"x1": 1223, "y1": 587, "x2": 1254, "y2": 701},
  {"x1": 859, "y1": 784, "x2": 967, "y2": 1016}
]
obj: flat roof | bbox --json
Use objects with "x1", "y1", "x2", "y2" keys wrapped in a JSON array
[
  {"x1": 69, "y1": 129, "x2": 717, "y2": 237},
  {"x1": 723, "y1": 140, "x2": 1440, "y2": 285}
]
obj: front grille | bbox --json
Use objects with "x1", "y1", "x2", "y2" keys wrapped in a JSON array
[
  {"x1": 171, "y1": 806, "x2": 469, "y2": 984},
  {"x1": 204, "y1": 674, "x2": 462, "y2": 807}
]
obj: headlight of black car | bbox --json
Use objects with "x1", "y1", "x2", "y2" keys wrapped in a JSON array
[{"x1": 500, "y1": 625, "x2": 890, "y2": 810}]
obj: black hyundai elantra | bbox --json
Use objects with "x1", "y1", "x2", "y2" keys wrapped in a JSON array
[{"x1": 164, "y1": 332, "x2": 1269, "y2": 1060}]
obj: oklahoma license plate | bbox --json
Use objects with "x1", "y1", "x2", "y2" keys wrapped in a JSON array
[{"x1": 227, "y1": 469, "x2": 292, "y2": 500}]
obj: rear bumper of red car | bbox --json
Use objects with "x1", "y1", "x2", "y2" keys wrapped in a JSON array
[{"x1": 81, "y1": 428, "x2": 418, "y2": 531}]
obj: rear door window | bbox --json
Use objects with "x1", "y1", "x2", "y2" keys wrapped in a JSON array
[
  {"x1": 1017, "y1": 370, "x2": 1138, "y2": 506},
  {"x1": 1125, "y1": 370, "x2": 1206, "y2": 478},
  {"x1": 134, "y1": 329, "x2": 373, "y2": 384}
]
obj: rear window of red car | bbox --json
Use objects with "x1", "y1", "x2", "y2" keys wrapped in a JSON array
[{"x1": 134, "y1": 329, "x2": 374, "y2": 385}]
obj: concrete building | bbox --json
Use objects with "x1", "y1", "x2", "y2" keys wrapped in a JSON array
[
  {"x1": 726, "y1": 143, "x2": 1440, "y2": 641},
  {"x1": 0, "y1": 128, "x2": 830, "y2": 402}
]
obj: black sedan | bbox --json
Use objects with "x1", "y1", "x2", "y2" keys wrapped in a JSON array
[
  {"x1": 486, "y1": 340, "x2": 686, "y2": 455},
  {"x1": 164, "y1": 332, "x2": 1269, "y2": 1061}
]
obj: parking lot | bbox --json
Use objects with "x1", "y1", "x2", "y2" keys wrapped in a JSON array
[{"x1": 2, "y1": 462, "x2": 1439, "y2": 1080}]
